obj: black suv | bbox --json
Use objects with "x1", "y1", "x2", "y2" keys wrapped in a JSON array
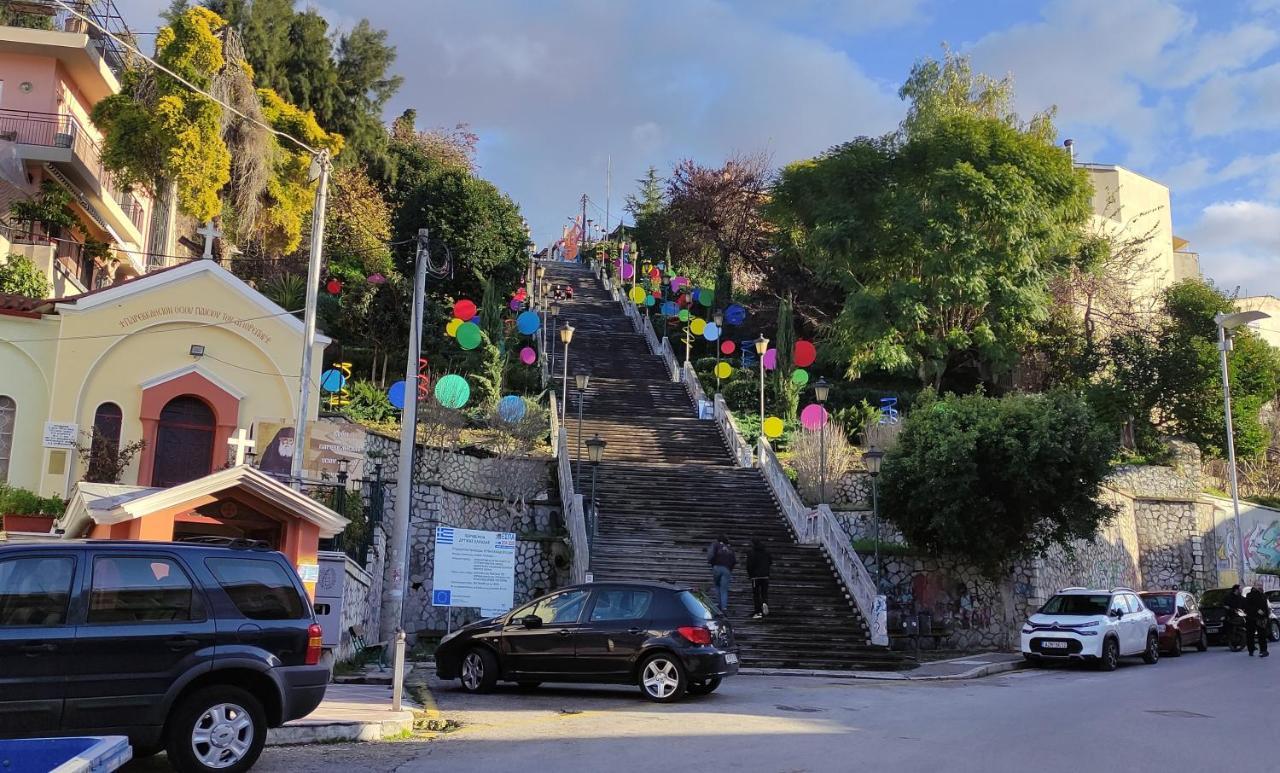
[
  {"x1": 0, "y1": 540, "x2": 329, "y2": 772},
  {"x1": 436, "y1": 581, "x2": 739, "y2": 702}
]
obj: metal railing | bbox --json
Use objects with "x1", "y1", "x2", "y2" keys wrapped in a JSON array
[
  {"x1": 556, "y1": 426, "x2": 590, "y2": 583},
  {"x1": 0, "y1": 109, "x2": 146, "y2": 232},
  {"x1": 682, "y1": 359, "x2": 709, "y2": 412},
  {"x1": 715, "y1": 394, "x2": 753, "y2": 467},
  {"x1": 6, "y1": 221, "x2": 95, "y2": 289},
  {"x1": 3, "y1": 1, "x2": 133, "y2": 78}
]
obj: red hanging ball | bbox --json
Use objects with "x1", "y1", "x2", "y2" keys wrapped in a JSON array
[{"x1": 325, "y1": 277, "x2": 342, "y2": 295}]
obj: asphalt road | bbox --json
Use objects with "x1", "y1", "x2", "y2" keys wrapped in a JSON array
[{"x1": 128, "y1": 647, "x2": 1278, "y2": 773}]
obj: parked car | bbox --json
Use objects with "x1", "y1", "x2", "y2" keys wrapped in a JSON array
[
  {"x1": 435, "y1": 582, "x2": 739, "y2": 702},
  {"x1": 1200, "y1": 587, "x2": 1280, "y2": 645},
  {"x1": 1020, "y1": 587, "x2": 1160, "y2": 671},
  {"x1": 1138, "y1": 591, "x2": 1208, "y2": 655},
  {"x1": 0, "y1": 540, "x2": 329, "y2": 773}
]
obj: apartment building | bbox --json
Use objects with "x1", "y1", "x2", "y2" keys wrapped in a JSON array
[{"x1": 0, "y1": 0, "x2": 164, "y2": 297}]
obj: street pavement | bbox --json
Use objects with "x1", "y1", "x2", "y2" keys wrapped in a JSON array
[{"x1": 126, "y1": 647, "x2": 1278, "y2": 773}]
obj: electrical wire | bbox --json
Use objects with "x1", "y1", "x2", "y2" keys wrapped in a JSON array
[
  {"x1": 51, "y1": 0, "x2": 320, "y2": 156},
  {"x1": 0, "y1": 309, "x2": 304, "y2": 344}
]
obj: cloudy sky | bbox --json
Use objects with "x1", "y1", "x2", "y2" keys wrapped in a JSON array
[{"x1": 131, "y1": 0, "x2": 1280, "y2": 297}]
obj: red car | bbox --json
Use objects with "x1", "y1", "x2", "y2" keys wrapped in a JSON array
[{"x1": 1140, "y1": 591, "x2": 1208, "y2": 656}]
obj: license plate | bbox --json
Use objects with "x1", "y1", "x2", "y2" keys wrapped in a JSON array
[
  {"x1": 1207, "y1": 626, "x2": 1221, "y2": 633},
  {"x1": 1041, "y1": 641, "x2": 1069, "y2": 649},
  {"x1": 725, "y1": 653, "x2": 739, "y2": 664}
]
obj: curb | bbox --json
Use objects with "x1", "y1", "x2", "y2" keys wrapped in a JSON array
[
  {"x1": 738, "y1": 659, "x2": 1024, "y2": 682},
  {"x1": 267, "y1": 711, "x2": 417, "y2": 746}
]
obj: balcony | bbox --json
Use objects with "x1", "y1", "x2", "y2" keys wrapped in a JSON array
[
  {"x1": 0, "y1": 0, "x2": 131, "y2": 80},
  {"x1": 3, "y1": 220, "x2": 96, "y2": 295},
  {"x1": 0, "y1": 108, "x2": 147, "y2": 247}
]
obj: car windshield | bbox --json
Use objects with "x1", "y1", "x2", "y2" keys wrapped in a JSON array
[
  {"x1": 1141, "y1": 595, "x2": 1175, "y2": 615},
  {"x1": 1200, "y1": 589, "x2": 1231, "y2": 607},
  {"x1": 1040, "y1": 594, "x2": 1110, "y2": 615},
  {"x1": 678, "y1": 590, "x2": 717, "y2": 621},
  {"x1": 1267, "y1": 591, "x2": 1280, "y2": 603}
]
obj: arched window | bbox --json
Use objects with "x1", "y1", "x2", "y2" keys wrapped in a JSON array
[
  {"x1": 0, "y1": 396, "x2": 14, "y2": 484},
  {"x1": 92, "y1": 402, "x2": 122, "y2": 457},
  {"x1": 151, "y1": 395, "x2": 215, "y2": 487}
]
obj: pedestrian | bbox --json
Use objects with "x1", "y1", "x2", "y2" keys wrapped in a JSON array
[
  {"x1": 707, "y1": 535, "x2": 736, "y2": 613},
  {"x1": 1245, "y1": 585, "x2": 1271, "y2": 658},
  {"x1": 747, "y1": 539, "x2": 772, "y2": 619}
]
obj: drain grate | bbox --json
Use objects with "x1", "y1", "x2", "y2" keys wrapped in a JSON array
[
  {"x1": 776, "y1": 705, "x2": 825, "y2": 713},
  {"x1": 1146, "y1": 710, "x2": 1213, "y2": 719}
]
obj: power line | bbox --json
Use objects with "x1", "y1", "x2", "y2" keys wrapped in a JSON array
[
  {"x1": 51, "y1": 0, "x2": 318, "y2": 156},
  {"x1": 0, "y1": 308, "x2": 303, "y2": 344}
]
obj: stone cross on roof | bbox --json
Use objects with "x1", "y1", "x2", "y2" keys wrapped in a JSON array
[{"x1": 197, "y1": 220, "x2": 222, "y2": 261}]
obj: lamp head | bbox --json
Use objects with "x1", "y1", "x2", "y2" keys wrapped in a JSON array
[
  {"x1": 560, "y1": 324, "x2": 575, "y2": 344},
  {"x1": 713, "y1": 310, "x2": 724, "y2": 327},
  {"x1": 862, "y1": 446, "x2": 885, "y2": 476},
  {"x1": 754, "y1": 334, "x2": 769, "y2": 355},
  {"x1": 1216, "y1": 310, "x2": 1270, "y2": 330},
  {"x1": 814, "y1": 377, "x2": 830, "y2": 403},
  {"x1": 575, "y1": 372, "x2": 590, "y2": 391},
  {"x1": 586, "y1": 434, "x2": 606, "y2": 464}
]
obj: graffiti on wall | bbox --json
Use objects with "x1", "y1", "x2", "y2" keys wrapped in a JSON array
[
  {"x1": 1245, "y1": 519, "x2": 1280, "y2": 572},
  {"x1": 883, "y1": 572, "x2": 995, "y2": 631}
]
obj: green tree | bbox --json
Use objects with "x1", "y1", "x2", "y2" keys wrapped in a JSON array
[
  {"x1": 666, "y1": 152, "x2": 773, "y2": 282},
  {"x1": 626, "y1": 166, "x2": 669, "y2": 262},
  {"x1": 775, "y1": 294, "x2": 800, "y2": 421},
  {"x1": 880, "y1": 389, "x2": 1119, "y2": 577},
  {"x1": 0, "y1": 256, "x2": 51, "y2": 299}
]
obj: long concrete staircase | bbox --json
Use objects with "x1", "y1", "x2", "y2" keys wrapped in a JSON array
[{"x1": 545, "y1": 261, "x2": 903, "y2": 671}]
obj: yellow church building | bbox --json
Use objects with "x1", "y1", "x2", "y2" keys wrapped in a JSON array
[{"x1": 0, "y1": 259, "x2": 328, "y2": 498}]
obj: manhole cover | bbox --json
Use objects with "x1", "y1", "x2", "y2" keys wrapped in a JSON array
[
  {"x1": 776, "y1": 705, "x2": 824, "y2": 713},
  {"x1": 1146, "y1": 710, "x2": 1212, "y2": 719}
]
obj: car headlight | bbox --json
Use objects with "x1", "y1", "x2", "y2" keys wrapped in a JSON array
[
  {"x1": 1021, "y1": 624, "x2": 1035, "y2": 634},
  {"x1": 1077, "y1": 621, "x2": 1100, "y2": 628}
]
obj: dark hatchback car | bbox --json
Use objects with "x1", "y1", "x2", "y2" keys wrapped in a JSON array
[
  {"x1": 0, "y1": 540, "x2": 329, "y2": 773},
  {"x1": 436, "y1": 582, "x2": 739, "y2": 702},
  {"x1": 1200, "y1": 587, "x2": 1280, "y2": 645},
  {"x1": 1139, "y1": 591, "x2": 1208, "y2": 655}
]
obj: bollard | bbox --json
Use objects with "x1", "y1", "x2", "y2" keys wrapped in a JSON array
[{"x1": 391, "y1": 629, "x2": 406, "y2": 712}]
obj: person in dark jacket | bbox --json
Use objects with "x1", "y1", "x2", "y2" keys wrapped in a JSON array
[
  {"x1": 747, "y1": 539, "x2": 772, "y2": 619},
  {"x1": 1245, "y1": 585, "x2": 1271, "y2": 657},
  {"x1": 707, "y1": 536, "x2": 736, "y2": 613}
]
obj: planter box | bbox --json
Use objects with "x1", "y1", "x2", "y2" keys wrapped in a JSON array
[{"x1": 1, "y1": 514, "x2": 56, "y2": 533}]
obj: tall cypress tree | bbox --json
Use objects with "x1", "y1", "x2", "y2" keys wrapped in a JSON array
[{"x1": 775, "y1": 293, "x2": 800, "y2": 421}]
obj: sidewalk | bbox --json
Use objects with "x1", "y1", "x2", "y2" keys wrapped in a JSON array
[
  {"x1": 267, "y1": 683, "x2": 418, "y2": 746},
  {"x1": 739, "y1": 652, "x2": 1025, "y2": 681}
]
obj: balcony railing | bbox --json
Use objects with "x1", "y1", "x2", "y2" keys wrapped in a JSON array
[
  {"x1": 6, "y1": 221, "x2": 97, "y2": 289},
  {"x1": 0, "y1": 108, "x2": 146, "y2": 233},
  {"x1": 2, "y1": 0, "x2": 133, "y2": 79}
]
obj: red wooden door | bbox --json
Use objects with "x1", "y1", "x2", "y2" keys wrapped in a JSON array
[{"x1": 151, "y1": 395, "x2": 215, "y2": 487}]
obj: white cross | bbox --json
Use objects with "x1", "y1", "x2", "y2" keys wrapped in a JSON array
[
  {"x1": 228, "y1": 428, "x2": 255, "y2": 466},
  {"x1": 197, "y1": 220, "x2": 222, "y2": 260}
]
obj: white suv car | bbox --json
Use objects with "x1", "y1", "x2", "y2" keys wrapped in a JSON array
[{"x1": 1021, "y1": 587, "x2": 1160, "y2": 671}]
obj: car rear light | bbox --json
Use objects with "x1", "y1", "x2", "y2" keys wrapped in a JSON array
[
  {"x1": 305, "y1": 623, "x2": 324, "y2": 665},
  {"x1": 677, "y1": 626, "x2": 713, "y2": 646}
]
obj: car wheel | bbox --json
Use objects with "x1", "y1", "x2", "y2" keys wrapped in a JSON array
[
  {"x1": 1097, "y1": 638, "x2": 1119, "y2": 672},
  {"x1": 459, "y1": 648, "x2": 499, "y2": 694},
  {"x1": 638, "y1": 653, "x2": 688, "y2": 703},
  {"x1": 165, "y1": 685, "x2": 266, "y2": 773},
  {"x1": 1170, "y1": 633, "x2": 1183, "y2": 657},
  {"x1": 1196, "y1": 628, "x2": 1209, "y2": 652},
  {"x1": 1270, "y1": 621, "x2": 1280, "y2": 643},
  {"x1": 515, "y1": 682, "x2": 542, "y2": 691},
  {"x1": 687, "y1": 677, "x2": 722, "y2": 696},
  {"x1": 1143, "y1": 632, "x2": 1160, "y2": 665}
]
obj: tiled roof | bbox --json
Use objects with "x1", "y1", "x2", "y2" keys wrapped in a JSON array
[{"x1": 0, "y1": 292, "x2": 46, "y2": 318}]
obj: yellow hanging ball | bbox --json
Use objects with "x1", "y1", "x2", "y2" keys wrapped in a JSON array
[
  {"x1": 629, "y1": 286, "x2": 647, "y2": 304},
  {"x1": 715, "y1": 361, "x2": 732, "y2": 379},
  {"x1": 446, "y1": 318, "x2": 463, "y2": 337},
  {"x1": 690, "y1": 318, "x2": 707, "y2": 335},
  {"x1": 763, "y1": 416, "x2": 784, "y2": 438}
]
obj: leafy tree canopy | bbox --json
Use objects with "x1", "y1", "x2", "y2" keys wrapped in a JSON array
[{"x1": 0, "y1": 255, "x2": 52, "y2": 299}]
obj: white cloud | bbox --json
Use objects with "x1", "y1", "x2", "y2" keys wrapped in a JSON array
[
  {"x1": 1189, "y1": 61, "x2": 1280, "y2": 136},
  {"x1": 1188, "y1": 201, "x2": 1280, "y2": 296},
  {"x1": 733, "y1": 0, "x2": 929, "y2": 34},
  {"x1": 1164, "y1": 23, "x2": 1279, "y2": 87},
  {"x1": 1164, "y1": 153, "x2": 1280, "y2": 197}
]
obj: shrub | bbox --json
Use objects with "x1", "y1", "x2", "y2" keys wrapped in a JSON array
[
  {"x1": 342, "y1": 379, "x2": 397, "y2": 425},
  {"x1": 0, "y1": 255, "x2": 51, "y2": 299},
  {"x1": 0, "y1": 485, "x2": 65, "y2": 516},
  {"x1": 790, "y1": 423, "x2": 858, "y2": 504}
]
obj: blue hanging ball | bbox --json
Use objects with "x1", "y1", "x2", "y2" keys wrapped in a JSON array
[
  {"x1": 516, "y1": 310, "x2": 541, "y2": 335},
  {"x1": 388, "y1": 380, "x2": 406, "y2": 409},
  {"x1": 498, "y1": 395, "x2": 527, "y2": 423}
]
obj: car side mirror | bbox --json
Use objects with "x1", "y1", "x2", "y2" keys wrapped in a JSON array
[
  {"x1": 521, "y1": 615, "x2": 543, "y2": 629},
  {"x1": 1110, "y1": 608, "x2": 1124, "y2": 618},
  {"x1": 1177, "y1": 607, "x2": 1189, "y2": 617}
]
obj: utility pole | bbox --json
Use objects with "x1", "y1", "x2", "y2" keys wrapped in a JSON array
[
  {"x1": 580, "y1": 194, "x2": 589, "y2": 250},
  {"x1": 290, "y1": 150, "x2": 331, "y2": 486},
  {"x1": 605, "y1": 155, "x2": 611, "y2": 239},
  {"x1": 381, "y1": 228, "x2": 429, "y2": 641}
]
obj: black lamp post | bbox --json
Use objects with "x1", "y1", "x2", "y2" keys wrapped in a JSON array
[
  {"x1": 814, "y1": 377, "x2": 830, "y2": 503},
  {"x1": 586, "y1": 434, "x2": 606, "y2": 542},
  {"x1": 713, "y1": 309, "x2": 725, "y2": 393},
  {"x1": 549, "y1": 301, "x2": 561, "y2": 382},
  {"x1": 862, "y1": 446, "x2": 885, "y2": 589},
  {"x1": 574, "y1": 372, "x2": 590, "y2": 484},
  {"x1": 754, "y1": 334, "x2": 770, "y2": 435}
]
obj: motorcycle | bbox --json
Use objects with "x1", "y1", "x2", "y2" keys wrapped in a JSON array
[{"x1": 1226, "y1": 608, "x2": 1247, "y2": 652}]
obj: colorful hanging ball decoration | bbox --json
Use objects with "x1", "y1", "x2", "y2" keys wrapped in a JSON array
[
  {"x1": 435, "y1": 374, "x2": 471, "y2": 409},
  {"x1": 497, "y1": 395, "x2": 527, "y2": 423},
  {"x1": 791, "y1": 368, "x2": 810, "y2": 387},
  {"x1": 661, "y1": 301, "x2": 679, "y2": 316},
  {"x1": 516, "y1": 310, "x2": 541, "y2": 335},
  {"x1": 698, "y1": 288, "x2": 714, "y2": 307},
  {"x1": 621, "y1": 263, "x2": 635, "y2": 280},
  {"x1": 509, "y1": 298, "x2": 523, "y2": 311},
  {"x1": 628, "y1": 286, "x2": 647, "y2": 304},
  {"x1": 800, "y1": 403, "x2": 829, "y2": 431},
  {"x1": 387, "y1": 380, "x2": 407, "y2": 410},
  {"x1": 649, "y1": 267, "x2": 661, "y2": 282},
  {"x1": 367, "y1": 272, "x2": 387, "y2": 285},
  {"x1": 721, "y1": 340, "x2": 736, "y2": 355},
  {"x1": 324, "y1": 277, "x2": 342, "y2": 295},
  {"x1": 703, "y1": 321, "x2": 721, "y2": 341},
  {"x1": 446, "y1": 318, "x2": 463, "y2": 337},
  {"x1": 725, "y1": 304, "x2": 747, "y2": 326},
  {"x1": 715, "y1": 361, "x2": 733, "y2": 380},
  {"x1": 453, "y1": 299, "x2": 477, "y2": 320},
  {"x1": 678, "y1": 309, "x2": 691, "y2": 322},
  {"x1": 671, "y1": 276, "x2": 689, "y2": 292},
  {"x1": 763, "y1": 416, "x2": 785, "y2": 438},
  {"x1": 690, "y1": 317, "x2": 707, "y2": 335},
  {"x1": 455, "y1": 321, "x2": 483, "y2": 350},
  {"x1": 320, "y1": 368, "x2": 346, "y2": 393},
  {"x1": 644, "y1": 294, "x2": 656, "y2": 307},
  {"x1": 519, "y1": 346, "x2": 537, "y2": 365},
  {"x1": 763, "y1": 348, "x2": 778, "y2": 371},
  {"x1": 793, "y1": 340, "x2": 817, "y2": 368}
]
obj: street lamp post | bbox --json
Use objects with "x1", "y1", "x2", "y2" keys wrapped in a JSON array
[
  {"x1": 586, "y1": 434, "x2": 607, "y2": 543},
  {"x1": 814, "y1": 377, "x2": 830, "y2": 503},
  {"x1": 550, "y1": 301, "x2": 561, "y2": 381},
  {"x1": 862, "y1": 446, "x2": 885, "y2": 589},
  {"x1": 560, "y1": 325, "x2": 575, "y2": 421},
  {"x1": 1215, "y1": 309, "x2": 1270, "y2": 584},
  {"x1": 713, "y1": 310, "x2": 725, "y2": 393},
  {"x1": 574, "y1": 372, "x2": 590, "y2": 485},
  {"x1": 755, "y1": 334, "x2": 770, "y2": 435}
]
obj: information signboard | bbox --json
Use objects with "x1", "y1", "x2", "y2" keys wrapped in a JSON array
[{"x1": 431, "y1": 527, "x2": 517, "y2": 617}]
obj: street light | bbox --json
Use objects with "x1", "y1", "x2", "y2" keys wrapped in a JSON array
[
  {"x1": 549, "y1": 301, "x2": 561, "y2": 379},
  {"x1": 814, "y1": 377, "x2": 830, "y2": 503},
  {"x1": 755, "y1": 334, "x2": 770, "y2": 435},
  {"x1": 862, "y1": 446, "x2": 885, "y2": 589},
  {"x1": 560, "y1": 324, "x2": 575, "y2": 420},
  {"x1": 1216, "y1": 309, "x2": 1270, "y2": 584},
  {"x1": 713, "y1": 310, "x2": 725, "y2": 393},
  {"x1": 574, "y1": 372, "x2": 590, "y2": 484},
  {"x1": 586, "y1": 434, "x2": 607, "y2": 543}
]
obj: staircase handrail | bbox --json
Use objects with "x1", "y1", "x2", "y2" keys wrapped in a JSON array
[
  {"x1": 757, "y1": 436, "x2": 885, "y2": 646},
  {"x1": 556, "y1": 426, "x2": 590, "y2": 583},
  {"x1": 714, "y1": 394, "x2": 753, "y2": 467},
  {"x1": 659, "y1": 336, "x2": 680, "y2": 382},
  {"x1": 640, "y1": 312, "x2": 662, "y2": 354},
  {"x1": 682, "y1": 360, "x2": 709, "y2": 412},
  {"x1": 549, "y1": 391, "x2": 560, "y2": 454}
]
